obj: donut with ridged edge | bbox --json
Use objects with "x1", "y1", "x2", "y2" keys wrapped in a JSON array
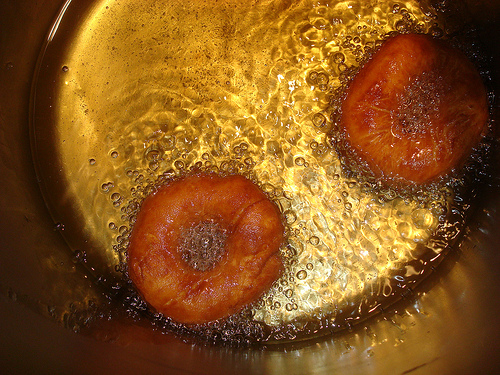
[
  {"x1": 127, "y1": 173, "x2": 284, "y2": 324},
  {"x1": 340, "y1": 33, "x2": 489, "y2": 184}
]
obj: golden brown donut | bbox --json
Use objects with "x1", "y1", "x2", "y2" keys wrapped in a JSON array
[
  {"x1": 340, "y1": 33, "x2": 489, "y2": 184},
  {"x1": 127, "y1": 173, "x2": 284, "y2": 324}
]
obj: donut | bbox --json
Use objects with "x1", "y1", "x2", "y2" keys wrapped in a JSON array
[
  {"x1": 340, "y1": 33, "x2": 489, "y2": 184},
  {"x1": 127, "y1": 173, "x2": 284, "y2": 324}
]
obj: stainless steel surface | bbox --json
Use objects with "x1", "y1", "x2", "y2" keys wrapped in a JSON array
[{"x1": 1, "y1": 0, "x2": 499, "y2": 374}]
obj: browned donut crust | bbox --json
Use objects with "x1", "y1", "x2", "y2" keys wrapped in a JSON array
[
  {"x1": 127, "y1": 174, "x2": 284, "y2": 324},
  {"x1": 341, "y1": 33, "x2": 489, "y2": 184}
]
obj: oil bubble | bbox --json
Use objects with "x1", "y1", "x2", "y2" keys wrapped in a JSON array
[
  {"x1": 411, "y1": 209, "x2": 435, "y2": 229},
  {"x1": 429, "y1": 24, "x2": 443, "y2": 38},
  {"x1": 309, "y1": 236, "x2": 320, "y2": 245},
  {"x1": 295, "y1": 157, "x2": 306, "y2": 166},
  {"x1": 332, "y1": 52, "x2": 345, "y2": 64},
  {"x1": 308, "y1": 71, "x2": 318, "y2": 84},
  {"x1": 316, "y1": 72, "x2": 329, "y2": 85},
  {"x1": 395, "y1": 20, "x2": 410, "y2": 32},
  {"x1": 261, "y1": 183, "x2": 275, "y2": 195},
  {"x1": 149, "y1": 161, "x2": 160, "y2": 171},
  {"x1": 89, "y1": 158, "x2": 96, "y2": 165},
  {"x1": 110, "y1": 151, "x2": 119, "y2": 159},
  {"x1": 296, "y1": 270, "x2": 307, "y2": 280},
  {"x1": 163, "y1": 135, "x2": 176, "y2": 150},
  {"x1": 162, "y1": 169, "x2": 176, "y2": 179},
  {"x1": 284, "y1": 210, "x2": 297, "y2": 225},
  {"x1": 266, "y1": 140, "x2": 282, "y2": 156},
  {"x1": 101, "y1": 182, "x2": 114, "y2": 192},
  {"x1": 146, "y1": 148, "x2": 162, "y2": 161},
  {"x1": 174, "y1": 160, "x2": 185, "y2": 170},
  {"x1": 397, "y1": 222, "x2": 412, "y2": 239},
  {"x1": 62, "y1": 65, "x2": 69, "y2": 72},
  {"x1": 298, "y1": 23, "x2": 330, "y2": 48},
  {"x1": 312, "y1": 113, "x2": 326, "y2": 128},
  {"x1": 244, "y1": 157, "x2": 254, "y2": 166}
]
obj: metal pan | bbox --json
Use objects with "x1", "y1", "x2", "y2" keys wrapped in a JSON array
[{"x1": 1, "y1": 0, "x2": 499, "y2": 373}]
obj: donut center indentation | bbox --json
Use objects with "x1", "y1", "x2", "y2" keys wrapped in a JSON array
[
  {"x1": 179, "y1": 219, "x2": 228, "y2": 272},
  {"x1": 392, "y1": 71, "x2": 443, "y2": 139}
]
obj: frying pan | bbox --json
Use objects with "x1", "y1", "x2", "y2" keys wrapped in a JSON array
[{"x1": 1, "y1": 0, "x2": 499, "y2": 373}]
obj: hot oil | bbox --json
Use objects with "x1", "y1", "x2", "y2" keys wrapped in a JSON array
[{"x1": 35, "y1": 0, "x2": 491, "y2": 344}]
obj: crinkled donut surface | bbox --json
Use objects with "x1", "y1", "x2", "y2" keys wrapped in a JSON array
[
  {"x1": 341, "y1": 33, "x2": 489, "y2": 184},
  {"x1": 128, "y1": 174, "x2": 284, "y2": 324}
]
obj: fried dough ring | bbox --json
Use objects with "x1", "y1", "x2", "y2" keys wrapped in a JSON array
[
  {"x1": 341, "y1": 33, "x2": 489, "y2": 184},
  {"x1": 127, "y1": 174, "x2": 284, "y2": 324}
]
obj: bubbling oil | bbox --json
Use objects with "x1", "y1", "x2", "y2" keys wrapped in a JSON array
[{"x1": 36, "y1": 0, "x2": 491, "y2": 344}]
